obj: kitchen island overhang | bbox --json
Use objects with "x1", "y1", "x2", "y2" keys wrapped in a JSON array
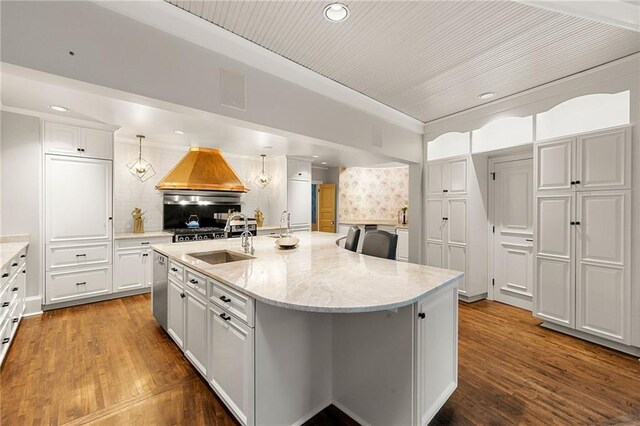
[{"x1": 152, "y1": 232, "x2": 462, "y2": 425}]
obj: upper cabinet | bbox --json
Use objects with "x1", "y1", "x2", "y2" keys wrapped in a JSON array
[
  {"x1": 287, "y1": 159, "x2": 311, "y2": 181},
  {"x1": 535, "y1": 126, "x2": 631, "y2": 193},
  {"x1": 427, "y1": 157, "x2": 467, "y2": 196},
  {"x1": 44, "y1": 122, "x2": 113, "y2": 160}
]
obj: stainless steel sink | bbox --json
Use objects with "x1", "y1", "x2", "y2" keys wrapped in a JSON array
[{"x1": 187, "y1": 250, "x2": 254, "y2": 265}]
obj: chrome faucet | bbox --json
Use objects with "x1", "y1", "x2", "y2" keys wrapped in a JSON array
[
  {"x1": 224, "y1": 213, "x2": 254, "y2": 255},
  {"x1": 280, "y1": 210, "x2": 292, "y2": 237}
]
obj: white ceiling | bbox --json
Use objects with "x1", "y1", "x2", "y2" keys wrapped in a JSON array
[
  {"x1": 0, "y1": 66, "x2": 398, "y2": 168},
  {"x1": 167, "y1": 0, "x2": 640, "y2": 122}
]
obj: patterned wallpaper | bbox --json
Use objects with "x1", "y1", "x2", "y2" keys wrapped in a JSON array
[{"x1": 339, "y1": 166, "x2": 409, "y2": 222}]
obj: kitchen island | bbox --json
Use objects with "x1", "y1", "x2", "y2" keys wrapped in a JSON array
[{"x1": 152, "y1": 232, "x2": 462, "y2": 426}]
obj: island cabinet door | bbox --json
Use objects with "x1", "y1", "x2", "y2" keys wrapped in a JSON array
[
  {"x1": 208, "y1": 305, "x2": 254, "y2": 426},
  {"x1": 416, "y1": 284, "x2": 458, "y2": 426},
  {"x1": 184, "y1": 290, "x2": 208, "y2": 377},
  {"x1": 167, "y1": 279, "x2": 185, "y2": 349}
]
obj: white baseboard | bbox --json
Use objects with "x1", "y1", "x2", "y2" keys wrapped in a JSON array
[
  {"x1": 458, "y1": 292, "x2": 487, "y2": 303},
  {"x1": 541, "y1": 322, "x2": 640, "y2": 357},
  {"x1": 291, "y1": 399, "x2": 333, "y2": 426},
  {"x1": 42, "y1": 288, "x2": 150, "y2": 311},
  {"x1": 332, "y1": 400, "x2": 372, "y2": 426},
  {"x1": 24, "y1": 296, "x2": 43, "y2": 316}
]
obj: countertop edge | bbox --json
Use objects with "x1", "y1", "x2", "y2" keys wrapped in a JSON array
[
  {"x1": 0, "y1": 240, "x2": 29, "y2": 269},
  {"x1": 152, "y1": 245, "x2": 463, "y2": 313}
]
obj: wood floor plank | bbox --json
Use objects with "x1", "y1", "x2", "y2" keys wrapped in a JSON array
[{"x1": 1, "y1": 295, "x2": 639, "y2": 425}]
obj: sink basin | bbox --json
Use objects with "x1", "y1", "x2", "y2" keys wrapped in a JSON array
[{"x1": 187, "y1": 250, "x2": 254, "y2": 265}]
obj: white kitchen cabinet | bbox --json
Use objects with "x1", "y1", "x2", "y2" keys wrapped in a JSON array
[
  {"x1": 427, "y1": 158, "x2": 467, "y2": 196},
  {"x1": 185, "y1": 288, "x2": 208, "y2": 376},
  {"x1": 46, "y1": 266, "x2": 111, "y2": 304},
  {"x1": 0, "y1": 245, "x2": 27, "y2": 368},
  {"x1": 287, "y1": 159, "x2": 311, "y2": 181},
  {"x1": 44, "y1": 122, "x2": 113, "y2": 160},
  {"x1": 396, "y1": 228, "x2": 409, "y2": 262},
  {"x1": 47, "y1": 242, "x2": 111, "y2": 270},
  {"x1": 425, "y1": 242, "x2": 444, "y2": 268},
  {"x1": 533, "y1": 125, "x2": 633, "y2": 348},
  {"x1": 416, "y1": 283, "x2": 457, "y2": 425},
  {"x1": 535, "y1": 126, "x2": 631, "y2": 193},
  {"x1": 426, "y1": 200, "x2": 445, "y2": 242},
  {"x1": 288, "y1": 179, "x2": 311, "y2": 231},
  {"x1": 45, "y1": 155, "x2": 112, "y2": 244},
  {"x1": 167, "y1": 278, "x2": 185, "y2": 349},
  {"x1": 209, "y1": 303, "x2": 255, "y2": 426},
  {"x1": 114, "y1": 236, "x2": 171, "y2": 293}
]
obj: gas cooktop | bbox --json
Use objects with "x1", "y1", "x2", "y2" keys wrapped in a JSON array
[{"x1": 168, "y1": 227, "x2": 227, "y2": 242}]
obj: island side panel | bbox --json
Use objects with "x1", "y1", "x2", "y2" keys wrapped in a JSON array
[
  {"x1": 332, "y1": 306, "x2": 415, "y2": 426},
  {"x1": 255, "y1": 301, "x2": 333, "y2": 425}
]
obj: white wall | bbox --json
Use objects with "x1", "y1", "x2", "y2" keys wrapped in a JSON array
[
  {"x1": 0, "y1": 111, "x2": 42, "y2": 299},
  {"x1": 113, "y1": 141, "x2": 287, "y2": 232}
]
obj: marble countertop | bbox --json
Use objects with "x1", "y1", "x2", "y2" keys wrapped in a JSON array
[
  {"x1": 0, "y1": 236, "x2": 29, "y2": 269},
  {"x1": 340, "y1": 220, "x2": 408, "y2": 229},
  {"x1": 115, "y1": 231, "x2": 174, "y2": 240},
  {"x1": 257, "y1": 225, "x2": 286, "y2": 232},
  {"x1": 152, "y1": 232, "x2": 462, "y2": 313}
]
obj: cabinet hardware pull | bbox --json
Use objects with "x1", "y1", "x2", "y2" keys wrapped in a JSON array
[
  {"x1": 77, "y1": 148, "x2": 82, "y2": 152},
  {"x1": 570, "y1": 181, "x2": 575, "y2": 185},
  {"x1": 570, "y1": 221, "x2": 575, "y2": 225},
  {"x1": 1, "y1": 273, "x2": 8, "y2": 278},
  {"x1": 12, "y1": 318, "x2": 18, "y2": 323},
  {"x1": 180, "y1": 293, "x2": 185, "y2": 299},
  {"x1": 575, "y1": 221, "x2": 581, "y2": 225},
  {"x1": 76, "y1": 282, "x2": 87, "y2": 286},
  {"x1": 20, "y1": 255, "x2": 25, "y2": 258},
  {"x1": 76, "y1": 254, "x2": 87, "y2": 257},
  {"x1": 418, "y1": 312, "x2": 426, "y2": 319},
  {"x1": 2, "y1": 338, "x2": 9, "y2": 344},
  {"x1": 171, "y1": 268, "x2": 178, "y2": 272},
  {"x1": 442, "y1": 217, "x2": 448, "y2": 221},
  {"x1": 12, "y1": 263, "x2": 18, "y2": 267},
  {"x1": 141, "y1": 242, "x2": 150, "y2": 245},
  {"x1": 525, "y1": 239, "x2": 533, "y2": 242},
  {"x1": 108, "y1": 217, "x2": 113, "y2": 220},
  {"x1": 219, "y1": 313, "x2": 231, "y2": 321},
  {"x1": 190, "y1": 279, "x2": 198, "y2": 284},
  {"x1": 575, "y1": 180, "x2": 581, "y2": 184},
  {"x1": 12, "y1": 287, "x2": 18, "y2": 292},
  {"x1": 219, "y1": 296, "x2": 231, "y2": 303},
  {"x1": 442, "y1": 189, "x2": 449, "y2": 193},
  {"x1": 22, "y1": 270, "x2": 26, "y2": 274},
  {"x1": 2, "y1": 302, "x2": 9, "y2": 307}
]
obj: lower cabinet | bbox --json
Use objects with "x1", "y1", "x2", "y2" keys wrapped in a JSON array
[
  {"x1": 114, "y1": 236, "x2": 171, "y2": 292},
  {"x1": 209, "y1": 303, "x2": 255, "y2": 426},
  {"x1": 0, "y1": 245, "x2": 28, "y2": 368},
  {"x1": 185, "y1": 288, "x2": 208, "y2": 376},
  {"x1": 46, "y1": 266, "x2": 111, "y2": 304},
  {"x1": 397, "y1": 228, "x2": 409, "y2": 262},
  {"x1": 167, "y1": 278, "x2": 185, "y2": 349}
]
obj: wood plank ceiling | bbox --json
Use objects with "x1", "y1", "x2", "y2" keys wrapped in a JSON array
[{"x1": 166, "y1": 1, "x2": 640, "y2": 123}]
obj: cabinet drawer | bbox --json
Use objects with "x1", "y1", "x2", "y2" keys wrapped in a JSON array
[
  {"x1": 46, "y1": 267, "x2": 111, "y2": 304},
  {"x1": 169, "y1": 261, "x2": 185, "y2": 282},
  {"x1": 0, "y1": 281, "x2": 19, "y2": 325},
  {"x1": 47, "y1": 242, "x2": 111, "y2": 270},
  {"x1": 185, "y1": 268, "x2": 207, "y2": 298},
  {"x1": 0, "y1": 318, "x2": 11, "y2": 362},
  {"x1": 116, "y1": 236, "x2": 172, "y2": 249},
  {"x1": 210, "y1": 279, "x2": 254, "y2": 327}
]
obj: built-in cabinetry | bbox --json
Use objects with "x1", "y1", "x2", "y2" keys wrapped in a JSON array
[
  {"x1": 44, "y1": 122, "x2": 114, "y2": 306},
  {"x1": 287, "y1": 158, "x2": 311, "y2": 231},
  {"x1": 0, "y1": 244, "x2": 28, "y2": 368},
  {"x1": 164, "y1": 258, "x2": 255, "y2": 425},
  {"x1": 534, "y1": 125, "x2": 634, "y2": 347},
  {"x1": 426, "y1": 156, "x2": 487, "y2": 301},
  {"x1": 114, "y1": 236, "x2": 172, "y2": 292}
]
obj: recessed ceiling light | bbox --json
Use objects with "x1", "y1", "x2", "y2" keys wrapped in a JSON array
[
  {"x1": 263, "y1": 145, "x2": 273, "y2": 150},
  {"x1": 312, "y1": 155, "x2": 319, "y2": 158},
  {"x1": 49, "y1": 105, "x2": 70, "y2": 112},
  {"x1": 172, "y1": 130, "x2": 184, "y2": 135},
  {"x1": 478, "y1": 92, "x2": 496, "y2": 100},
  {"x1": 321, "y1": 161, "x2": 328, "y2": 165},
  {"x1": 324, "y1": 3, "x2": 349, "y2": 22}
]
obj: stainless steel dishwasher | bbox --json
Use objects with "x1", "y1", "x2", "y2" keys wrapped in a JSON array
[{"x1": 152, "y1": 251, "x2": 168, "y2": 331}]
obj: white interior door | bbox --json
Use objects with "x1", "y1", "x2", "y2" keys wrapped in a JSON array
[
  {"x1": 427, "y1": 161, "x2": 444, "y2": 196},
  {"x1": 426, "y1": 199, "x2": 445, "y2": 242},
  {"x1": 491, "y1": 158, "x2": 534, "y2": 310},
  {"x1": 535, "y1": 138, "x2": 574, "y2": 192},
  {"x1": 576, "y1": 127, "x2": 631, "y2": 191},
  {"x1": 446, "y1": 158, "x2": 467, "y2": 195},
  {"x1": 575, "y1": 191, "x2": 630, "y2": 343}
]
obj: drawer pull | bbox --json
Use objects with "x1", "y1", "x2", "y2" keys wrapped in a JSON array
[
  {"x1": 219, "y1": 296, "x2": 231, "y2": 303},
  {"x1": 171, "y1": 268, "x2": 178, "y2": 272},
  {"x1": 418, "y1": 312, "x2": 426, "y2": 319},
  {"x1": 2, "y1": 338, "x2": 9, "y2": 344},
  {"x1": 20, "y1": 255, "x2": 26, "y2": 258},
  {"x1": 189, "y1": 279, "x2": 198, "y2": 284},
  {"x1": 76, "y1": 282, "x2": 87, "y2": 286},
  {"x1": 1, "y1": 302, "x2": 9, "y2": 308},
  {"x1": 180, "y1": 293, "x2": 185, "y2": 299},
  {"x1": 1, "y1": 273, "x2": 8, "y2": 278},
  {"x1": 12, "y1": 318, "x2": 18, "y2": 323},
  {"x1": 76, "y1": 254, "x2": 87, "y2": 257},
  {"x1": 22, "y1": 270, "x2": 26, "y2": 274},
  {"x1": 219, "y1": 313, "x2": 231, "y2": 321},
  {"x1": 141, "y1": 242, "x2": 150, "y2": 245},
  {"x1": 12, "y1": 263, "x2": 18, "y2": 267},
  {"x1": 12, "y1": 287, "x2": 18, "y2": 292},
  {"x1": 142, "y1": 253, "x2": 148, "y2": 257}
]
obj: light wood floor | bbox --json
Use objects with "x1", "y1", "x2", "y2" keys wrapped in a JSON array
[{"x1": 1, "y1": 295, "x2": 638, "y2": 425}]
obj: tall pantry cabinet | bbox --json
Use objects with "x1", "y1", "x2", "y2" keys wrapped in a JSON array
[
  {"x1": 44, "y1": 122, "x2": 114, "y2": 305},
  {"x1": 534, "y1": 125, "x2": 633, "y2": 345}
]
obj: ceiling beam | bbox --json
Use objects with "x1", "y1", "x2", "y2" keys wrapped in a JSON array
[{"x1": 517, "y1": 1, "x2": 640, "y2": 32}]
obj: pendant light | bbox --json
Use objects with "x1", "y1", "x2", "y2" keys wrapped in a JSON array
[
  {"x1": 127, "y1": 135, "x2": 156, "y2": 182},
  {"x1": 254, "y1": 154, "x2": 271, "y2": 188}
]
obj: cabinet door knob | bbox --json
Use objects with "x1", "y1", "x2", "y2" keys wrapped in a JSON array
[
  {"x1": 418, "y1": 312, "x2": 426, "y2": 319},
  {"x1": 22, "y1": 270, "x2": 26, "y2": 274},
  {"x1": 570, "y1": 221, "x2": 575, "y2": 225},
  {"x1": 180, "y1": 293, "x2": 185, "y2": 299},
  {"x1": 12, "y1": 263, "x2": 18, "y2": 267},
  {"x1": 442, "y1": 217, "x2": 448, "y2": 221},
  {"x1": 12, "y1": 287, "x2": 18, "y2": 292},
  {"x1": 571, "y1": 181, "x2": 576, "y2": 185},
  {"x1": 575, "y1": 180, "x2": 581, "y2": 184},
  {"x1": 575, "y1": 221, "x2": 581, "y2": 225},
  {"x1": 442, "y1": 189, "x2": 449, "y2": 193},
  {"x1": 219, "y1": 296, "x2": 231, "y2": 303}
]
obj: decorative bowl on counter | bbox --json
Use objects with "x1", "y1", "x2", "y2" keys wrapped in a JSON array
[{"x1": 275, "y1": 237, "x2": 299, "y2": 249}]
